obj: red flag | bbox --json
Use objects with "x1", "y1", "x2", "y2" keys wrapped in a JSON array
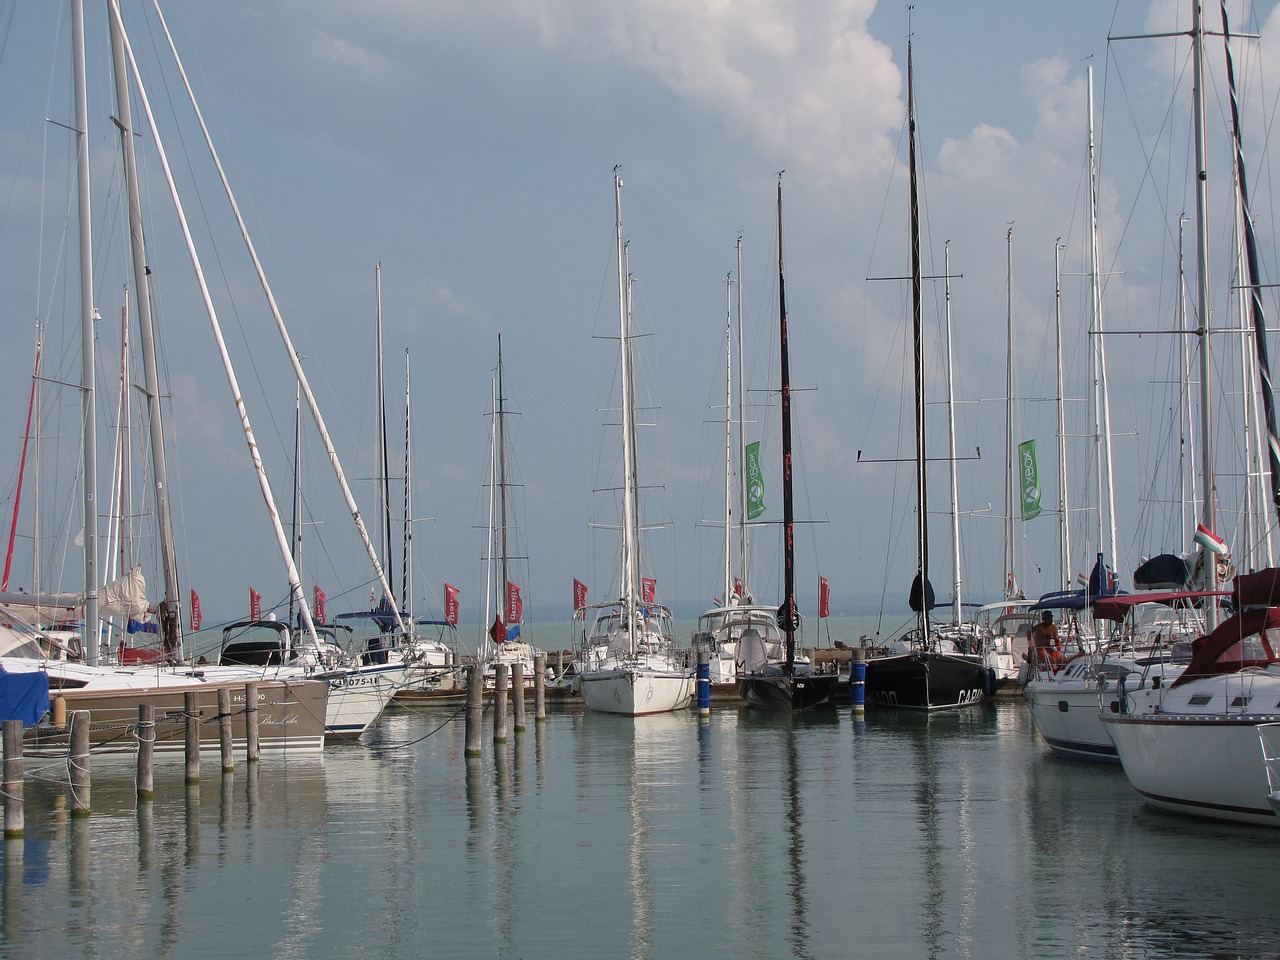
[
  {"x1": 489, "y1": 614, "x2": 506, "y2": 646},
  {"x1": 573, "y1": 578, "x2": 587, "y2": 616},
  {"x1": 642, "y1": 577, "x2": 656, "y2": 604},
  {"x1": 733, "y1": 577, "x2": 743, "y2": 598},
  {"x1": 190, "y1": 589, "x2": 202, "y2": 632},
  {"x1": 314, "y1": 586, "x2": 326, "y2": 625},
  {"x1": 818, "y1": 576, "x2": 830, "y2": 619},
  {"x1": 506, "y1": 581, "x2": 523, "y2": 624},
  {"x1": 249, "y1": 587, "x2": 262, "y2": 620},
  {"x1": 444, "y1": 583, "x2": 460, "y2": 626}
]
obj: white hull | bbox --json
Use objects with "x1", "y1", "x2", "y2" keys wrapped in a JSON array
[
  {"x1": 579, "y1": 664, "x2": 693, "y2": 716},
  {"x1": 1103, "y1": 712, "x2": 1279, "y2": 826}
]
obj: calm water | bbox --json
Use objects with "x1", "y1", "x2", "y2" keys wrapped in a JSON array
[{"x1": 2, "y1": 697, "x2": 1277, "y2": 960}]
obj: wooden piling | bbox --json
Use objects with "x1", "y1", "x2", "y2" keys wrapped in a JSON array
[
  {"x1": 136, "y1": 703, "x2": 155, "y2": 802},
  {"x1": 68, "y1": 710, "x2": 90, "y2": 819},
  {"x1": 244, "y1": 683, "x2": 260, "y2": 763},
  {"x1": 512, "y1": 662, "x2": 527, "y2": 733},
  {"x1": 3, "y1": 720, "x2": 23, "y2": 839},
  {"x1": 217, "y1": 687, "x2": 234, "y2": 773},
  {"x1": 533, "y1": 652, "x2": 546, "y2": 722},
  {"x1": 184, "y1": 691, "x2": 200, "y2": 786},
  {"x1": 464, "y1": 665, "x2": 483, "y2": 758},
  {"x1": 493, "y1": 663, "x2": 509, "y2": 744}
]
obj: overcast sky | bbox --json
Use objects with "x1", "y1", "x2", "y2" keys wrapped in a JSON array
[{"x1": 2, "y1": 1, "x2": 1280, "y2": 647}]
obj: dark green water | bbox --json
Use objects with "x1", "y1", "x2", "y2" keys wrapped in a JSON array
[{"x1": 1, "y1": 698, "x2": 1276, "y2": 959}]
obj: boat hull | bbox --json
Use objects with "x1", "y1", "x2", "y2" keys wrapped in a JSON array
[
  {"x1": 28, "y1": 678, "x2": 328, "y2": 756},
  {"x1": 319, "y1": 663, "x2": 410, "y2": 739},
  {"x1": 1024, "y1": 675, "x2": 1121, "y2": 761},
  {"x1": 864, "y1": 651, "x2": 989, "y2": 711},
  {"x1": 738, "y1": 668, "x2": 838, "y2": 711},
  {"x1": 1103, "y1": 713, "x2": 1280, "y2": 826},
  {"x1": 579, "y1": 667, "x2": 693, "y2": 716}
]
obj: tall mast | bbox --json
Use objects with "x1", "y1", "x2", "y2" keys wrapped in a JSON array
[
  {"x1": 403, "y1": 349, "x2": 414, "y2": 625},
  {"x1": 1190, "y1": 0, "x2": 1217, "y2": 624},
  {"x1": 943, "y1": 241, "x2": 962, "y2": 622},
  {"x1": 109, "y1": 8, "x2": 182, "y2": 656},
  {"x1": 147, "y1": 2, "x2": 406, "y2": 635},
  {"x1": 496, "y1": 335, "x2": 510, "y2": 599},
  {"x1": 375, "y1": 263, "x2": 394, "y2": 604},
  {"x1": 289, "y1": 381, "x2": 301, "y2": 628},
  {"x1": 723, "y1": 272, "x2": 734, "y2": 605},
  {"x1": 776, "y1": 174, "x2": 798, "y2": 672},
  {"x1": 1003, "y1": 227, "x2": 1016, "y2": 598},
  {"x1": 73, "y1": 0, "x2": 100, "y2": 664},
  {"x1": 906, "y1": 41, "x2": 932, "y2": 641},
  {"x1": 1087, "y1": 63, "x2": 1119, "y2": 577},
  {"x1": 1054, "y1": 240, "x2": 1071, "y2": 586},
  {"x1": 110, "y1": 1, "x2": 321, "y2": 652},
  {"x1": 615, "y1": 169, "x2": 640, "y2": 652},
  {"x1": 735, "y1": 236, "x2": 749, "y2": 591}
]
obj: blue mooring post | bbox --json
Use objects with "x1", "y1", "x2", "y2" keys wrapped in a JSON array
[
  {"x1": 851, "y1": 647, "x2": 866, "y2": 717},
  {"x1": 697, "y1": 648, "x2": 711, "y2": 717}
]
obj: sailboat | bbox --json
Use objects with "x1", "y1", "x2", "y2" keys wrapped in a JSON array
[
  {"x1": 477, "y1": 336, "x2": 539, "y2": 687},
  {"x1": 735, "y1": 177, "x2": 838, "y2": 711},
  {"x1": 691, "y1": 240, "x2": 784, "y2": 685},
  {"x1": 862, "y1": 39, "x2": 993, "y2": 711},
  {"x1": 577, "y1": 171, "x2": 694, "y2": 717},
  {"x1": 1100, "y1": 3, "x2": 1280, "y2": 824}
]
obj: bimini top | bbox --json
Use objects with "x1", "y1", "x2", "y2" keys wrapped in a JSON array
[
  {"x1": 1171, "y1": 606, "x2": 1280, "y2": 688},
  {"x1": 1090, "y1": 589, "x2": 1228, "y2": 624}
]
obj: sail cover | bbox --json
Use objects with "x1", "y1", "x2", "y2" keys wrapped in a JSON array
[{"x1": 99, "y1": 565, "x2": 149, "y2": 618}]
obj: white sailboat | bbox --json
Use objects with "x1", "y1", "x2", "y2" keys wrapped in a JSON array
[{"x1": 578, "y1": 171, "x2": 693, "y2": 717}]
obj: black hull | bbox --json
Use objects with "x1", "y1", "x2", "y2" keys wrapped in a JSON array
[
  {"x1": 738, "y1": 666, "x2": 838, "y2": 711},
  {"x1": 864, "y1": 651, "x2": 989, "y2": 711}
]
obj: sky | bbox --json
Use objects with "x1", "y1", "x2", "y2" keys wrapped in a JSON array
[{"x1": 2, "y1": 0, "x2": 1280, "y2": 648}]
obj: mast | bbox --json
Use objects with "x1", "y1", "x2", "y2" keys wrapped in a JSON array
[
  {"x1": 73, "y1": 0, "x2": 100, "y2": 664},
  {"x1": 1087, "y1": 64, "x2": 1119, "y2": 576},
  {"x1": 943, "y1": 241, "x2": 962, "y2": 622},
  {"x1": 375, "y1": 263, "x2": 394, "y2": 605},
  {"x1": 496, "y1": 335, "x2": 510, "y2": 602},
  {"x1": 1054, "y1": 240, "x2": 1071, "y2": 586},
  {"x1": 109, "y1": 9, "x2": 183, "y2": 656},
  {"x1": 615, "y1": 170, "x2": 640, "y2": 653},
  {"x1": 723, "y1": 272, "x2": 734, "y2": 605},
  {"x1": 1190, "y1": 0, "x2": 1217, "y2": 624},
  {"x1": 147, "y1": 2, "x2": 406, "y2": 636},
  {"x1": 289, "y1": 381, "x2": 301, "y2": 629},
  {"x1": 481, "y1": 368, "x2": 498, "y2": 655},
  {"x1": 1221, "y1": 2, "x2": 1280, "y2": 539},
  {"x1": 403, "y1": 349, "x2": 414, "y2": 626},
  {"x1": 1003, "y1": 227, "x2": 1016, "y2": 599},
  {"x1": 735, "y1": 236, "x2": 750, "y2": 591},
  {"x1": 776, "y1": 175, "x2": 799, "y2": 672},
  {"x1": 906, "y1": 41, "x2": 933, "y2": 641},
  {"x1": 110, "y1": 1, "x2": 322, "y2": 652}
]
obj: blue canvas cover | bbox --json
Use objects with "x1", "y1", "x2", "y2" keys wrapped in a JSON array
[{"x1": 0, "y1": 667, "x2": 50, "y2": 725}]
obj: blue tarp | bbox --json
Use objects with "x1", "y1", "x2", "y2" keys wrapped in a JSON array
[{"x1": 0, "y1": 668, "x2": 50, "y2": 726}]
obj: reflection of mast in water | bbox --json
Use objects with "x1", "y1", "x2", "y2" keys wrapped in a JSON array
[
  {"x1": 782, "y1": 724, "x2": 813, "y2": 960},
  {"x1": 627, "y1": 731, "x2": 654, "y2": 960},
  {"x1": 914, "y1": 728, "x2": 944, "y2": 958}
]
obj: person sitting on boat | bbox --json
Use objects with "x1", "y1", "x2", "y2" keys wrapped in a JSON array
[{"x1": 1029, "y1": 610, "x2": 1062, "y2": 667}]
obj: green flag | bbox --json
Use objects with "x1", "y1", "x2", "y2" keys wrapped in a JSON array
[
  {"x1": 1018, "y1": 439, "x2": 1041, "y2": 521},
  {"x1": 745, "y1": 441, "x2": 766, "y2": 520}
]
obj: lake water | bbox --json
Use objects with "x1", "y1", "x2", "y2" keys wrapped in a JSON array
[{"x1": 2, "y1": 695, "x2": 1277, "y2": 960}]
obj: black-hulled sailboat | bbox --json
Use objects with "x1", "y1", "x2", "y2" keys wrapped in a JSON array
[
  {"x1": 863, "y1": 40, "x2": 992, "y2": 711},
  {"x1": 736, "y1": 177, "x2": 838, "y2": 711}
]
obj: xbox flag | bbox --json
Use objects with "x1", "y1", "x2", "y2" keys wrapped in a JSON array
[
  {"x1": 1019, "y1": 439, "x2": 1041, "y2": 521},
  {"x1": 745, "y1": 441, "x2": 765, "y2": 520}
]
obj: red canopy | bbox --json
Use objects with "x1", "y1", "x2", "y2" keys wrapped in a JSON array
[
  {"x1": 1090, "y1": 590, "x2": 1227, "y2": 624},
  {"x1": 1171, "y1": 606, "x2": 1280, "y2": 687}
]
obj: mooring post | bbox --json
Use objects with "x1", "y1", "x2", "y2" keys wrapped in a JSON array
[
  {"x1": 217, "y1": 687, "x2": 234, "y2": 774},
  {"x1": 244, "y1": 683, "x2": 260, "y2": 763},
  {"x1": 533, "y1": 652, "x2": 546, "y2": 722},
  {"x1": 493, "y1": 663, "x2": 509, "y2": 744},
  {"x1": 464, "y1": 665, "x2": 483, "y2": 758},
  {"x1": 851, "y1": 647, "x2": 867, "y2": 717},
  {"x1": 68, "y1": 710, "x2": 90, "y2": 819},
  {"x1": 697, "y1": 648, "x2": 711, "y2": 718},
  {"x1": 184, "y1": 691, "x2": 200, "y2": 786},
  {"x1": 512, "y1": 662, "x2": 527, "y2": 733},
  {"x1": 3, "y1": 720, "x2": 24, "y2": 839},
  {"x1": 137, "y1": 703, "x2": 155, "y2": 802}
]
